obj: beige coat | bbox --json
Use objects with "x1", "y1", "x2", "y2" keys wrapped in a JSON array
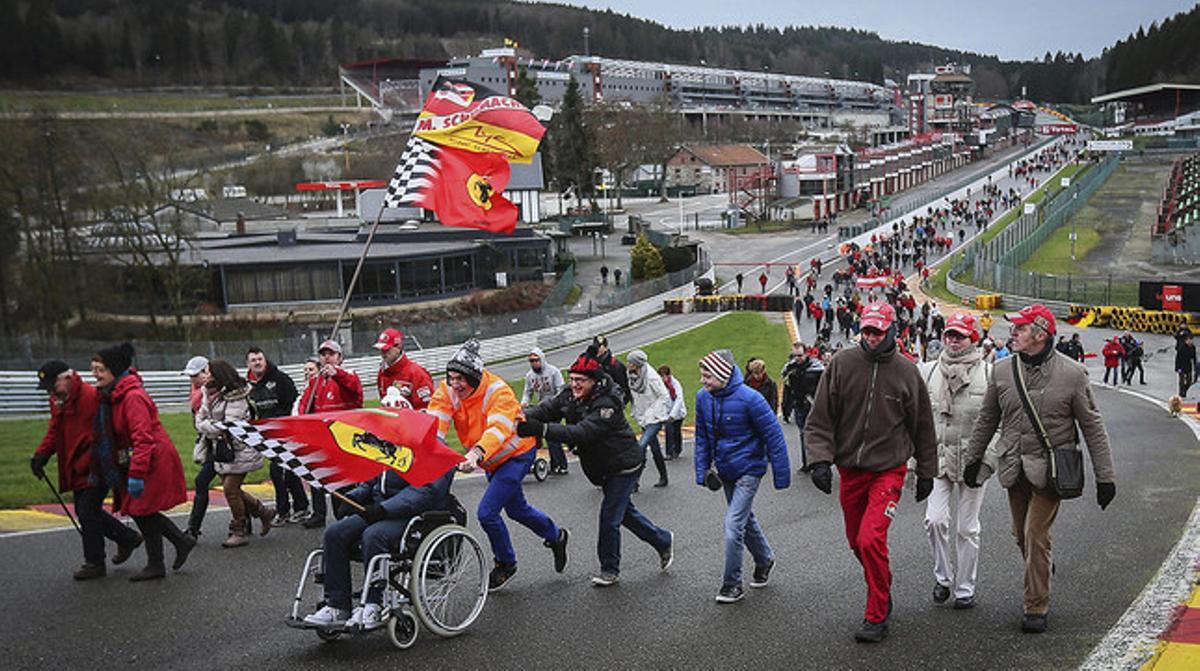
[
  {"x1": 966, "y1": 350, "x2": 1115, "y2": 490},
  {"x1": 196, "y1": 385, "x2": 263, "y2": 476},
  {"x1": 919, "y1": 357, "x2": 998, "y2": 482}
]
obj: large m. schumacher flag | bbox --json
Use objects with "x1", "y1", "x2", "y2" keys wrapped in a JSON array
[
  {"x1": 219, "y1": 408, "x2": 463, "y2": 490},
  {"x1": 413, "y1": 78, "x2": 545, "y2": 163},
  {"x1": 381, "y1": 78, "x2": 546, "y2": 233}
]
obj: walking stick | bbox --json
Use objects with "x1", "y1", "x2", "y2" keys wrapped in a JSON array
[{"x1": 40, "y1": 473, "x2": 83, "y2": 536}]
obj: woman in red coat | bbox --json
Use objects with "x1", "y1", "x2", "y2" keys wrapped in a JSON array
[
  {"x1": 91, "y1": 344, "x2": 193, "y2": 581},
  {"x1": 1101, "y1": 338, "x2": 1125, "y2": 386}
]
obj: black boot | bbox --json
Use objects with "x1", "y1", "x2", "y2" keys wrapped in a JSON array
[
  {"x1": 130, "y1": 516, "x2": 166, "y2": 582},
  {"x1": 161, "y1": 516, "x2": 197, "y2": 571},
  {"x1": 652, "y1": 451, "x2": 668, "y2": 488}
]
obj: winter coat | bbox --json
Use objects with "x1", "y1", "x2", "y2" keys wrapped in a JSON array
[
  {"x1": 248, "y1": 362, "x2": 298, "y2": 420},
  {"x1": 1177, "y1": 339, "x2": 1197, "y2": 374},
  {"x1": 745, "y1": 373, "x2": 779, "y2": 415},
  {"x1": 35, "y1": 371, "x2": 98, "y2": 492},
  {"x1": 427, "y1": 369, "x2": 534, "y2": 473},
  {"x1": 526, "y1": 375, "x2": 644, "y2": 486},
  {"x1": 196, "y1": 384, "x2": 263, "y2": 476},
  {"x1": 521, "y1": 348, "x2": 564, "y2": 406},
  {"x1": 298, "y1": 367, "x2": 363, "y2": 413},
  {"x1": 628, "y1": 364, "x2": 671, "y2": 427},
  {"x1": 378, "y1": 354, "x2": 434, "y2": 410},
  {"x1": 694, "y1": 365, "x2": 791, "y2": 489},
  {"x1": 966, "y1": 350, "x2": 1115, "y2": 490},
  {"x1": 781, "y1": 356, "x2": 824, "y2": 417},
  {"x1": 918, "y1": 357, "x2": 998, "y2": 482},
  {"x1": 595, "y1": 351, "x2": 630, "y2": 403},
  {"x1": 106, "y1": 372, "x2": 187, "y2": 517},
  {"x1": 1102, "y1": 341, "x2": 1124, "y2": 368},
  {"x1": 804, "y1": 341, "x2": 938, "y2": 478},
  {"x1": 663, "y1": 375, "x2": 687, "y2": 421},
  {"x1": 343, "y1": 469, "x2": 454, "y2": 521}
]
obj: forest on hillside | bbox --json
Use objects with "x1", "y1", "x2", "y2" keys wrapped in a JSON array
[{"x1": 0, "y1": 0, "x2": 1197, "y2": 103}]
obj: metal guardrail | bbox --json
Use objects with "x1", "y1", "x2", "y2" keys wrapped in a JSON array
[{"x1": 1, "y1": 267, "x2": 713, "y2": 417}]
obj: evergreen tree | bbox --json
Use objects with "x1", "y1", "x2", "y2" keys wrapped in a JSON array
[
  {"x1": 630, "y1": 234, "x2": 666, "y2": 280},
  {"x1": 550, "y1": 76, "x2": 595, "y2": 204},
  {"x1": 513, "y1": 67, "x2": 541, "y2": 108}
]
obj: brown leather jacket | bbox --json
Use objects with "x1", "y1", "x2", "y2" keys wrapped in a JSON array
[{"x1": 804, "y1": 343, "x2": 938, "y2": 477}]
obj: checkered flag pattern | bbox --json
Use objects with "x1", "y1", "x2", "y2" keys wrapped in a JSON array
[
  {"x1": 381, "y1": 136, "x2": 438, "y2": 210},
  {"x1": 217, "y1": 421, "x2": 353, "y2": 491}
]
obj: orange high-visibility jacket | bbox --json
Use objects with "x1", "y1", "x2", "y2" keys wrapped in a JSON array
[{"x1": 426, "y1": 369, "x2": 534, "y2": 472}]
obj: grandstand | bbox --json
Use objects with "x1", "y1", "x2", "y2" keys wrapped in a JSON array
[
  {"x1": 1152, "y1": 152, "x2": 1200, "y2": 264},
  {"x1": 340, "y1": 48, "x2": 902, "y2": 128}
]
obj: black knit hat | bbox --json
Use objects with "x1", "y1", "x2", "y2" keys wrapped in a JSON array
[
  {"x1": 96, "y1": 343, "x2": 135, "y2": 376},
  {"x1": 446, "y1": 338, "x2": 484, "y2": 389},
  {"x1": 36, "y1": 360, "x2": 70, "y2": 391}
]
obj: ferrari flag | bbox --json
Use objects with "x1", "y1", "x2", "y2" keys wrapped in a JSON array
[
  {"x1": 220, "y1": 408, "x2": 463, "y2": 489},
  {"x1": 413, "y1": 78, "x2": 546, "y2": 163},
  {"x1": 382, "y1": 136, "x2": 520, "y2": 233}
]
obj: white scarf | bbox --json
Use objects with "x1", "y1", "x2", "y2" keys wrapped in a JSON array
[{"x1": 935, "y1": 346, "x2": 983, "y2": 415}]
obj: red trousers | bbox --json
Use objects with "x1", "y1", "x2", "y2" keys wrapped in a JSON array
[{"x1": 838, "y1": 464, "x2": 906, "y2": 623}]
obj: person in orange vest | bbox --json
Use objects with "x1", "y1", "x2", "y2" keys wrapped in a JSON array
[{"x1": 428, "y1": 339, "x2": 569, "y2": 592}]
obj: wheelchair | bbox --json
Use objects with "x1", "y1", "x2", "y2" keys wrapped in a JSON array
[{"x1": 284, "y1": 493, "x2": 489, "y2": 650}]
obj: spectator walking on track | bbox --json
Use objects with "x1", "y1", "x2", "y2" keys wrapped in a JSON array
[
  {"x1": 183, "y1": 356, "x2": 215, "y2": 539},
  {"x1": 31, "y1": 360, "x2": 143, "y2": 580},
  {"x1": 298, "y1": 339, "x2": 363, "y2": 529},
  {"x1": 91, "y1": 343, "x2": 193, "y2": 581},
  {"x1": 805, "y1": 302, "x2": 938, "y2": 642},
  {"x1": 522, "y1": 348, "x2": 569, "y2": 475},
  {"x1": 659, "y1": 365, "x2": 686, "y2": 459},
  {"x1": 694, "y1": 350, "x2": 791, "y2": 604},
  {"x1": 744, "y1": 358, "x2": 779, "y2": 415},
  {"x1": 247, "y1": 348, "x2": 305, "y2": 527},
  {"x1": 1101, "y1": 337, "x2": 1124, "y2": 386},
  {"x1": 374, "y1": 327, "x2": 434, "y2": 411},
  {"x1": 626, "y1": 349, "x2": 671, "y2": 488},
  {"x1": 917, "y1": 313, "x2": 994, "y2": 610},
  {"x1": 1177, "y1": 331, "x2": 1196, "y2": 397},
  {"x1": 588, "y1": 335, "x2": 630, "y2": 403},
  {"x1": 431, "y1": 339, "x2": 569, "y2": 592},
  {"x1": 781, "y1": 340, "x2": 824, "y2": 474},
  {"x1": 962, "y1": 304, "x2": 1116, "y2": 634},
  {"x1": 519, "y1": 354, "x2": 675, "y2": 587}
]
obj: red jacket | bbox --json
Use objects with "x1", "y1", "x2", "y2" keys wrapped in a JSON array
[
  {"x1": 299, "y1": 367, "x2": 363, "y2": 413},
  {"x1": 107, "y1": 372, "x2": 187, "y2": 516},
  {"x1": 1102, "y1": 341, "x2": 1125, "y2": 368},
  {"x1": 35, "y1": 372, "x2": 98, "y2": 492},
  {"x1": 377, "y1": 355, "x2": 434, "y2": 410}
]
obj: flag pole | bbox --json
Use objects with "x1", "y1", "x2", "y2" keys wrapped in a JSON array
[
  {"x1": 328, "y1": 488, "x2": 367, "y2": 514},
  {"x1": 328, "y1": 204, "x2": 387, "y2": 341}
]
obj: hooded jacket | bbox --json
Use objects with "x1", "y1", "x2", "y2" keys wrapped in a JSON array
[
  {"x1": 105, "y1": 371, "x2": 187, "y2": 517},
  {"x1": 525, "y1": 374, "x2": 644, "y2": 486},
  {"x1": 35, "y1": 371, "x2": 98, "y2": 492},
  {"x1": 521, "y1": 348, "x2": 564, "y2": 406},
  {"x1": 804, "y1": 338, "x2": 938, "y2": 477},
  {"x1": 781, "y1": 355, "x2": 824, "y2": 417},
  {"x1": 693, "y1": 365, "x2": 791, "y2": 489}
]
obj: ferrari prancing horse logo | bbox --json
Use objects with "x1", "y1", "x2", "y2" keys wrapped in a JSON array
[
  {"x1": 328, "y1": 421, "x2": 413, "y2": 472},
  {"x1": 467, "y1": 173, "x2": 495, "y2": 210}
]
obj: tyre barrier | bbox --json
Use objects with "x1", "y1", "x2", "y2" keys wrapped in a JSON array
[
  {"x1": 665, "y1": 294, "x2": 795, "y2": 314},
  {"x1": 1067, "y1": 304, "x2": 1200, "y2": 335},
  {"x1": 974, "y1": 294, "x2": 1002, "y2": 310}
]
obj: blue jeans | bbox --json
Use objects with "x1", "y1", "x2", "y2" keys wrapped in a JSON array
[
  {"x1": 187, "y1": 459, "x2": 218, "y2": 534},
  {"x1": 722, "y1": 474, "x2": 774, "y2": 587},
  {"x1": 598, "y1": 471, "x2": 671, "y2": 575},
  {"x1": 321, "y1": 514, "x2": 413, "y2": 610},
  {"x1": 664, "y1": 419, "x2": 684, "y2": 457},
  {"x1": 75, "y1": 485, "x2": 140, "y2": 565},
  {"x1": 638, "y1": 421, "x2": 668, "y2": 481},
  {"x1": 478, "y1": 451, "x2": 559, "y2": 566},
  {"x1": 546, "y1": 439, "x2": 567, "y2": 471}
]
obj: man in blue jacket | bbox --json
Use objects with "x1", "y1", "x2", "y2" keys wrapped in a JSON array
[
  {"x1": 694, "y1": 349, "x2": 791, "y2": 604},
  {"x1": 303, "y1": 467, "x2": 455, "y2": 630}
]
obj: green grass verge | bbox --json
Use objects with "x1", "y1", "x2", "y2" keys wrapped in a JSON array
[
  {"x1": 1019, "y1": 225, "x2": 1101, "y2": 275},
  {"x1": 0, "y1": 312, "x2": 788, "y2": 507}
]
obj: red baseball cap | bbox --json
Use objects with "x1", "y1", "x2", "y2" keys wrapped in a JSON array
[
  {"x1": 859, "y1": 301, "x2": 896, "y2": 331},
  {"x1": 943, "y1": 313, "x2": 979, "y2": 342},
  {"x1": 1005, "y1": 304, "x2": 1056, "y2": 335},
  {"x1": 372, "y1": 327, "x2": 404, "y2": 351}
]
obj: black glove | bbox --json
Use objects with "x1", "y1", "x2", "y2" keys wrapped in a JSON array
[
  {"x1": 810, "y1": 462, "x2": 832, "y2": 495},
  {"x1": 704, "y1": 467, "x2": 723, "y2": 491},
  {"x1": 358, "y1": 503, "x2": 387, "y2": 525},
  {"x1": 30, "y1": 453, "x2": 50, "y2": 480},
  {"x1": 1097, "y1": 482, "x2": 1116, "y2": 510},
  {"x1": 516, "y1": 419, "x2": 544, "y2": 438},
  {"x1": 962, "y1": 460, "x2": 983, "y2": 488},
  {"x1": 915, "y1": 477, "x2": 934, "y2": 503},
  {"x1": 781, "y1": 413, "x2": 791, "y2": 424}
]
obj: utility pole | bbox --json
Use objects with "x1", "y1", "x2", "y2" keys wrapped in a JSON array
[{"x1": 583, "y1": 27, "x2": 590, "y2": 57}]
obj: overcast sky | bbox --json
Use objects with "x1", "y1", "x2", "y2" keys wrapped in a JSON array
[{"x1": 552, "y1": 0, "x2": 1197, "y2": 61}]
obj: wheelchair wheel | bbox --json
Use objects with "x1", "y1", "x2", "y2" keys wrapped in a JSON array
[
  {"x1": 315, "y1": 629, "x2": 341, "y2": 643},
  {"x1": 410, "y1": 524, "x2": 488, "y2": 638},
  {"x1": 386, "y1": 608, "x2": 419, "y2": 650},
  {"x1": 533, "y1": 458, "x2": 549, "y2": 482}
]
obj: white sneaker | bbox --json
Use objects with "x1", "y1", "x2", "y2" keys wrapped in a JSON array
[
  {"x1": 270, "y1": 514, "x2": 290, "y2": 526},
  {"x1": 287, "y1": 510, "x2": 310, "y2": 524},
  {"x1": 347, "y1": 603, "x2": 384, "y2": 630},
  {"x1": 303, "y1": 605, "x2": 350, "y2": 626}
]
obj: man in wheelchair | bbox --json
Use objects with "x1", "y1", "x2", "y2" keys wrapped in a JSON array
[{"x1": 303, "y1": 466, "x2": 456, "y2": 630}]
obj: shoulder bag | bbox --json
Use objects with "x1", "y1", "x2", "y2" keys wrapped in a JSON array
[{"x1": 1011, "y1": 356, "x2": 1084, "y2": 499}]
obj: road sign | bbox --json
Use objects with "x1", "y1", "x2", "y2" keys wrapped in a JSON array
[
  {"x1": 1087, "y1": 140, "x2": 1133, "y2": 151},
  {"x1": 1061, "y1": 177, "x2": 1071, "y2": 188}
]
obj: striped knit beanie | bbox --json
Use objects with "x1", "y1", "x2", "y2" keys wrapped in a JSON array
[
  {"x1": 447, "y1": 338, "x2": 484, "y2": 389},
  {"x1": 699, "y1": 349, "x2": 735, "y2": 387}
]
